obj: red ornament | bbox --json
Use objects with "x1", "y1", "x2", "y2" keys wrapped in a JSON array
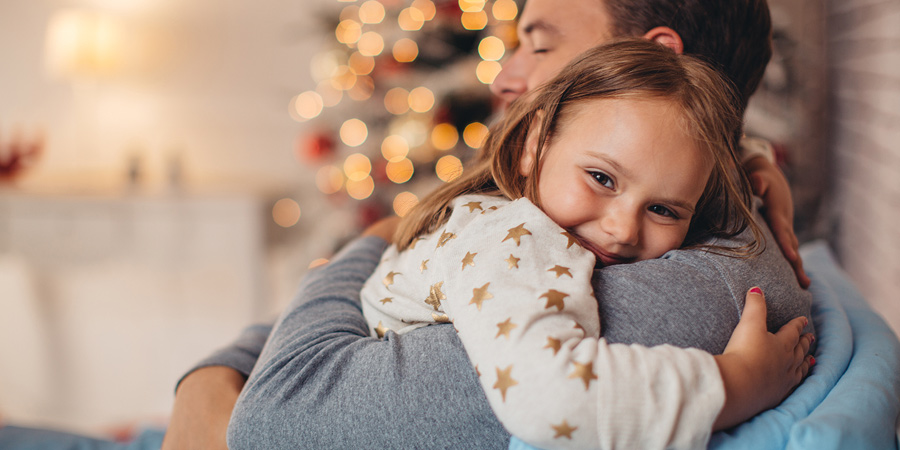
[{"x1": 295, "y1": 131, "x2": 335, "y2": 164}]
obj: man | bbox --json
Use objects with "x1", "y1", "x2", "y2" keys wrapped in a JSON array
[{"x1": 164, "y1": 0, "x2": 811, "y2": 448}]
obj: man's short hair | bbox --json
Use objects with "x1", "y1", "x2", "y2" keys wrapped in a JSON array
[{"x1": 604, "y1": 0, "x2": 772, "y2": 110}]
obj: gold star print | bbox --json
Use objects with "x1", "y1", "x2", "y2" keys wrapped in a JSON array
[
  {"x1": 383, "y1": 271, "x2": 401, "y2": 287},
  {"x1": 463, "y1": 201, "x2": 483, "y2": 212},
  {"x1": 540, "y1": 289, "x2": 568, "y2": 311},
  {"x1": 379, "y1": 297, "x2": 393, "y2": 305},
  {"x1": 561, "y1": 231, "x2": 579, "y2": 249},
  {"x1": 480, "y1": 206, "x2": 499, "y2": 215},
  {"x1": 436, "y1": 230, "x2": 457, "y2": 248},
  {"x1": 374, "y1": 322, "x2": 389, "y2": 339},
  {"x1": 420, "y1": 259, "x2": 429, "y2": 273},
  {"x1": 493, "y1": 365, "x2": 518, "y2": 402},
  {"x1": 573, "y1": 322, "x2": 586, "y2": 334},
  {"x1": 495, "y1": 317, "x2": 517, "y2": 339},
  {"x1": 545, "y1": 336, "x2": 562, "y2": 355},
  {"x1": 502, "y1": 223, "x2": 532, "y2": 246},
  {"x1": 432, "y1": 313, "x2": 450, "y2": 323},
  {"x1": 548, "y1": 265, "x2": 573, "y2": 278},
  {"x1": 551, "y1": 420, "x2": 578, "y2": 439},
  {"x1": 469, "y1": 282, "x2": 494, "y2": 310},
  {"x1": 424, "y1": 281, "x2": 446, "y2": 311},
  {"x1": 461, "y1": 252, "x2": 477, "y2": 271},
  {"x1": 505, "y1": 254, "x2": 520, "y2": 269},
  {"x1": 409, "y1": 237, "x2": 424, "y2": 249},
  {"x1": 568, "y1": 361, "x2": 598, "y2": 390}
]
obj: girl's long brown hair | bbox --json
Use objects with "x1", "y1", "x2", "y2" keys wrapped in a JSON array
[{"x1": 395, "y1": 39, "x2": 763, "y2": 256}]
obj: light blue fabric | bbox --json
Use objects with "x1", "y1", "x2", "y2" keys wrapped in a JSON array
[
  {"x1": 0, "y1": 426, "x2": 164, "y2": 450},
  {"x1": 512, "y1": 241, "x2": 900, "y2": 450}
]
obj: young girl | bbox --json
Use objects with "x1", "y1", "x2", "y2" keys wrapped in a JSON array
[{"x1": 362, "y1": 39, "x2": 785, "y2": 449}]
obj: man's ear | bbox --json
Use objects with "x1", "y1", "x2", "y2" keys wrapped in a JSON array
[
  {"x1": 643, "y1": 26, "x2": 684, "y2": 55},
  {"x1": 519, "y1": 111, "x2": 544, "y2": 177}
]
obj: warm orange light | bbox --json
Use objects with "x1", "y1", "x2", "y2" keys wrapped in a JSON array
[
  {"x1": 381, "y1": 135, "x2": 410, "y2": 161},
  {"x1": 346, "y1": 176, "x2": 375, "y2": 200},
  {"x1": 412, "y1": 0, "x2": 436, "y2": 20},
  {"x1": 335, "y1": 19, "x2": 362, "y2": 45},
  {"x1": 331, "y1": 65, "x2": 357, "y2": 91},
  {"x1": 348, "y1": 52, "x2": 374, "y2": 75},
  {"x1": 357, "y1": 31, "x2": 385, "y2": 57},
  {"x1": 386, "y1": 158, "x2": 415, "y2": 184},
  {"x1": 290, "y1": 91, "x2": 324, "y2": 122},
  {"x1": 44, "y1": 10, "x2": 125, "y2": 78},
  {"x1": 393, "y1": 191, "x2": 419, "y2": 217},
  {"x1": 398, "y1": 7, "x2": 425, "y2": 31},
  {"x1": 408, "y1": 86, "x2": 435, "y2": 113},
  {"x1": 340, "y1": 5, "x2": 361, "y2": 21},
  {"x1": 478, "y1": 36, "x2": 505, "y2": 61},
  {"x1": 463, "y1": 122, "x2": 490, "y2": 148},
  {"x1": 492, "y1": 0, "x2": 518, "y2": 20},
  {"x1": 458, "y1": 0, "x2": 485, "y2": 12},
  {"x1": 391, "y1": 117, "x2": 429, "y2": 149},
  {"x1": 435, "y1": 155, "x2": 463, "y2": 182},
  {"x1": 431, "y1": 123, "x2": 459, "y2": 150},
  {"x1": 384, "y1": 87, "x2": 410, "y2": 115},
  {"x1": 316, "y1": 80, "x2": 343, "y2": 107},
  {"x1": 343, "y1": 153, "x2": 372, "y2": 181},
  {"x1": 272, "y1": 198, "x2": 302, "y2": 227},
  {"x1": 308, "y1": 258, "x2": 330, "y2": 269},
  {"x1": 476, "y1": 60, "x2": 502, "y2": 84},
  {"x1": 348, "y1": 75, "x2": 374, "y2": 101},
  {"x1": 358, "y1": 0, "x2": 386, "y2": 24},
  {"x1": 393, "y1": 38, "x2": 419, "y2": 63},
  {"x1": 461, "y1": 11, "x2": 488, "y2": 30},
  {"x1": 340, "y1": 119, "x2": 368, "y2": 147},
  {"x1": 316, "y1": 165, "x2": 344, "y2": 194}
]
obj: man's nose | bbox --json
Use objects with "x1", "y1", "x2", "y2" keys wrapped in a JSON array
[{"x1": 490, "y1": 52, "x2": 528, "y2": 105}]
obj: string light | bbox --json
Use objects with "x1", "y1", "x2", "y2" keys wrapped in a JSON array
[
  {"x1": 290, "y1": 91, "x2": 324, "y2": 122},
  {"x1": 393, "y1": 38, "x2": 419, "y2": 63},
  {"x1": 478, "y1": 36, "x2": 505, "y2": 61},
  {"x1": 381, "y1": 134, "x2": 410, "y2": 161},
  {"x1": 346, "y1": 175, "x2": 375, "y2": 200},
  {"x1": 358, "y1": 0, "x2": 385, "y2": 24},
  {"x1": 340, "y1": 5, "x2": 361, "y2": 21},
  {"x1": 463, "y1": 122, "x2": 489, "y2": 148},
  {"x1": 384, "y1": 87, "x2": 410, "y2": 115},
  {"x1": 431, "y1": 123, "x2": 459, "y2": 150},
  {"x1": 386, "y1": 158, "x2": 415, "y2": 184},
  {"x1": 272, "y1": 198, "x2": 302, "y2": 227},
  {"x1": 340, "y1": 118, "x2": 368, "y2": 147},
  {"x1": 398, "y1": 7, "x2": 425, "y2": 31},
  {"x1": 317, "y1": 80, "x2": 343, "y2": 107},
  {"x1": 461, "y1": 11, "x2": 488, "y2": 30},
  {"x1": 435, "y1": 155, "x2": 463, "y2": 182},
  {"x1": 310, "y1": 50, "x2": 343, "y2": 82},
  {"x1": 393, "y1": 191, "x2": 419, "y2": 217},
  {"x1": 348, "y1": 52, "x2": 375, "y2": 75},
  {"x1": 492, "y1": 0, "x2": 518, "y2": 20},
  {"x1": 316, "y1": 165, "x2": 344, "y2": 194},
  {"x1": 408, "y1": 86, "x2": 435, "y2": 113},
  {"x1": 476, "y1": 60, "x2": 502, "y2": 84},
  {"x1": 357, "y1": 31, "x2": 385, "y2": 56},
  {"x1": 348, "y1": 75, "x2": 375, "y2": 101},
  {"x1": 336, "y1": 19, "x2": 362, "y2": 45},
  {"x1": 343, "y1": 152, "x2": 372, "y2": 181},
  {"x1": 411, "y1": 0, "x2": 436, "y2": 20},
  {"x1": 458, "y1": 0, "x2": 485, "y2": 12},
  {"x1": 308, "y1": 258, "x2": 330, "y2": 269},
  {"x1": 331, "y1": 65, "x2": 357, "y2": 91}
]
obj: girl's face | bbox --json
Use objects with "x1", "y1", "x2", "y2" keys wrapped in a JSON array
[{"x1": 520, "y1": 97, "x2": 713, "y2": 266}]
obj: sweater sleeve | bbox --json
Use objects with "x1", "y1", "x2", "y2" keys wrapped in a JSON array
[
  {"x1": 175, "y1": 321, "x2": 273, "y2": 390},
  {"x1": 227, "y1": 235, "x2": 510, "y2": 450},
  {"x1": 405, "y1": 197, "x2": 725, "y2": 450}
]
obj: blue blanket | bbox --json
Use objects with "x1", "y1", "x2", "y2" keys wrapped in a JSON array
[{"x1": 512, "y1": 242, "x2": 900, "y2": 450}]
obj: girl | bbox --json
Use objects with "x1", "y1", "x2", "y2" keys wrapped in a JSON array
[{"x1": 359, "y1": 39, "x2": 802, "y2": 449}]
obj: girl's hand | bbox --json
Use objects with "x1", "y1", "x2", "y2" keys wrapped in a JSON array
[
  {"x1": 712, "y1": 287, "x2": 814, "y2": 430},
  {"x1": 745, "y1": 157, "x2": 811, "y2": 288}
]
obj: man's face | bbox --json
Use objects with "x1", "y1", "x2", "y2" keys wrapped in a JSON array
[{"x1": 490, "y1": 0, "x2": 615, "y2": 107}]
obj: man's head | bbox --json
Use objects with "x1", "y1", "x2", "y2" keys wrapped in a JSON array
[{"x1": 490, "y1": 0, "x2": 772, "y2": 111}]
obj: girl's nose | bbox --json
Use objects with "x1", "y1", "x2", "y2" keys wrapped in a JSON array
[
  {"x1": 601, "y1": 211, "x2": 640, "y2": 247},
  {"x1": 490, "y1": 52, "x2": 528, "y2": 105}
]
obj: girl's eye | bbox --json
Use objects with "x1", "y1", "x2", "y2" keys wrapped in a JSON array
[
  {"x1": 648, "y1": 205, "x2": 678, "y2": 219},
  {"x1": 589, "y1": 171, "x2": 614, "y2": 189}
]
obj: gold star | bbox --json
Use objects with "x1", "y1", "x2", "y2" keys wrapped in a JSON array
[
  {"x1": 493, "y1": 365, "x2": 518, "y2": 402},
  {"x1": 561, "y1": 231, "x2": 579, "y2": 249},
  {"x1": 568, "y1": 361, "x2": 598, "y2": 390},
  {"x1": 505, "y1": 254, "x2": 520, "y2": 269},
  {"x1": 469, "y1": 282, "x2": 493, "y2": 310},
  {"x1": 551, "y1": 420, "x2": 578, "y2": 439},
  {"x1": 424, "y1": 281, "x2": 446, "y2": 311},
  {"x1": 374, "y1": 321, "x2": 389, "y2": 339},
  {"x1": 481, "y1": 205, "x2": 499, "y2": 215},
  {"x1": 436, "y1": 230, "x2": 457, "y2": 248},
  {"x1": 461, "y1": 251, "x2": 477, "y2": 271},
  {"x1": 573, "y1": 322, "x2": 586, "y2": 334},
  {"x1": 432, "y1": 313, "x2": 450, "y2": 323},
  {"x1": 463, "y1": 201, "x2": 483, "y2": 212},
  {"x1": 495, "y1": 317, "x2": 517, "y2": 339},
  {"x1": 545, "y1": 336, "x2": 562, "y2": 355},
  {"x1": 379, "y1": 297, "x2": 393, "y2": 305},
  {"x1": 502, "y1": 223, "x2": 532, "y2": 246},
  {"x1": 383, "y1": 271, "x2": 401, "y2": 287},
  {"x1": 540, "y1": 289, "x2": 568, "y2": 311},
  {"x1": 548, "y1": 265, "x2": 573, "y2": 278},
  {"x1": 420, "y1": 259, "x2": 429, "y2": 273}
]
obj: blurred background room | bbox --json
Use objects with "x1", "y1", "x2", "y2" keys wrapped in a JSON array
[{"x1": 0, "y1": 0, "x2": 897, "y2": 439}]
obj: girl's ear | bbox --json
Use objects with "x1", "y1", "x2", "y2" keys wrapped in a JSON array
[
  {"x1": 643, "y1": 26, "x2": 684, "y2": 55},
  {"x1": 519, "y1": 110, "x2": 545, "y2": 177}
]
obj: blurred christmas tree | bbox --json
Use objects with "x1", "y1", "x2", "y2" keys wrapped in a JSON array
[{"x1": 290, "y1": 0, "x2": 519, "y2": 229}]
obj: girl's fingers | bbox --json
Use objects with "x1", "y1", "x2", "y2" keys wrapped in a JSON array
[
  {"x1": 740, "y1": 287, "x2": 768, "y2": 332},
  {"x1": 775, "y1": 315, "x2": 807, "y2": 347}
]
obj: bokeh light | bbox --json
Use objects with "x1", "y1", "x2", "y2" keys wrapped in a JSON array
[
  {"x1": 340, "y1": 118, "x2": 368, "y2": 147},
  {"x1": 458, "y1": 0, "x2": 485, "y2": 12},
  {"x1": 308, "y1": 258, "x2": 330, "y2": 269},
  {"x1": 391, "y1": 117, "x2": 429, "y2": 148},
  {"x1": 348, "y1": 52, "x2": 375, "y2": 75},
  {"x1": 393, "y1": 38, "x2": 419, "y2": 63},
  {"x1": 461, "y1": 11, "x2": 488, "y2": 30},
  {"x1": 358, "y1": 0, "x2": 386, "y2": 24},
  {"x1": 357, "y1": 31, "x2": 385, "y2": 56},
  {"x1": 398, "y1": 7, "x2": 425, "y2": 31},
  {"x1": 331, "y1": 65, "x2": 357, "y2": 90},
  {"x1": 310, "y1": 50, "x2": 343, "y2": 82},
  {"x1": 348, "y1": 75, "x2": 375, "y2": 101},
  {"x1": 408, "y1": 86, "x2": 435, "y2": 113},
  {"x1": 431, "y1": 123, "x2": 459, "y2": 150},
  {"x1": 343, "y1": 153, "x2": 372, "y2": 181},
  {"x1": 492, "y1": 0, "x2": 518, "y2": 20},
  {"x1": 346, "y1": 176, "x2": 375, "y2": 200},
  {"x1": 476, "y1": 60, "x2": 502, "y2": 84},
  {"x1": 340, "y1": 5, "x2": 361, "y2": 22},
  {"x1": 316, "y1": 165, "x2": 344, "y2": 194},
  {"x1": 381, "y1": 134, "x2": 410, "y2": 161},
  {"x1": 384, "y1": 87, "x2": 410, "y2": 115},
  {"x1": 411, "y1": 0, "x2": 436, "y2": 20},
  {"x1": 317, "y1": 80, "x2": 343, "y2": 107},
  {"x1": 478, "y1": 36, "x2": 505, "y2": 61},
  {"x1": 463, "y1": 122, "x2": 489, "y2": 148},
  {"x1": 435, "y1": 155, "x2": 463, "y2": 182},
  {"x1": 386, "y1": 158, "x2": 415, "y2": 184},
  {"x1": 336, "y1": 19, "x2": 362, "y2": 45},
  {"x1": 290, "y1": 91, "x2": 324, "y2": 122},
  {"x1": 393, "y1": 191, "x2": 419, "y2": 217},
  {"x1": 272, "y1": 198, "x2": 302, "y2": 227}
]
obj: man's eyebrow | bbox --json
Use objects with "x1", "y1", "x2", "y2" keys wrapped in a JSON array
[{"x1": 521, "y1": 19, "x2": 560, "y2": 36}]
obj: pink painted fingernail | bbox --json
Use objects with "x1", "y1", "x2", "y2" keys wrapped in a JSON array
[
  {"x1": 810, "y1": 356, "x2": 816, "y2": 367},
  {"x1": 749, "y1": 287, "x2": 763, "y2": 295}
]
